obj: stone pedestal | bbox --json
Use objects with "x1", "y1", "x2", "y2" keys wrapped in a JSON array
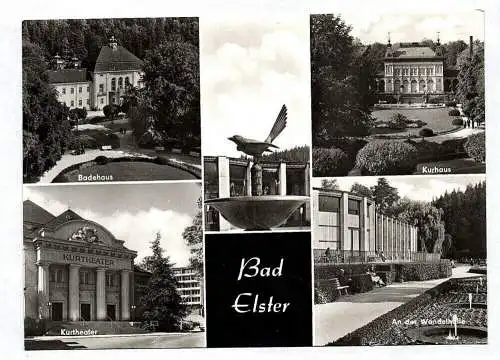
[
  {"x1": 68, "y1": 264, "x2": 80, "y2": 321},
  {"x1": 251, "y1": 163, "x2": 263, "y2": 196}
]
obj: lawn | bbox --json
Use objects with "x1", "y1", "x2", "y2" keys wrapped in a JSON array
[
  {"x1": 371, "y1": 108, "x2": 455, "y2": 137},
  {"x1": 63, "y1": 161, "x2": 199, "y2": 181}
]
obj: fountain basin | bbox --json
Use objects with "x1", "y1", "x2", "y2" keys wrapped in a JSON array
[
  {"x1": 406, "y1": 326, "x2": 487, "y2": 345},
  {"x1": 205, "y1": 196, "x2": 309, "y2": 230}
]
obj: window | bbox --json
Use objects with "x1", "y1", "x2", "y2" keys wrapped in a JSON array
[
  {"x1": 78, "y1": 86, "x2": 82, "y2": 93},
  {"x1": 318, "y1": 195, "x2": 340, "y2": 212},
  {"x1": 50, "y1": 269, "x2": 56, "y2": 282},
  {"x1": 87, "y1": 86, "x2": 90, "y2": 93},
  {"x1": 111, "y1": 78, "x2": 116, "y2": 91},
  {"x1": 100, "y1": 98, "x2": 104, "y2": 104},
  {"x1": 62, "y1": 88, "x2": 66, "y2": 95},
  {"x1": 118, "y1": 77, "x2": 123, "y2": 89},
  {"x1": 56, "y1": 269, "x2": 63, "y2": 283},
  {"x1": 125, "y1": 77, "x2": 130, "y2": 87},
  {"x1": 70, "y1": 88, "x2": 74, "y2": 94},
  {"x1": 78, "y1": 99, "x2": 82, "y2": 106},
  {"x1": 86, "y1": 99, "x2": 89, "y2": 105},
  {"x1": 99, "y1": 84, "x2": 104, "y2": 93},
  {"x1": 70, "y1": 100, "x2": 74, "y2": 107},
  {"x1": 79, "y1": 271, "x2": 90, "y2": 285},
  {"x1": 348, "y1": 199, "x2": 360, "y2": 215},
  {"x1": 106, "y1": 273, "x2": 114, "y2": 287}
]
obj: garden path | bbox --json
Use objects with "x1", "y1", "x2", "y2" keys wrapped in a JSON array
[
  {"x1": 423, "y1": 127, "x2": 484, "y2": 144},
  {"x1": 314, "y1": 266, "x2": 479, "y2": 345}
]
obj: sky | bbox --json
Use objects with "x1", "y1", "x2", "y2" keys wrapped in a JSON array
[
  {"x1": 200, "y1": 15, "x2": 311, "y2": 157},
  {"x1": 339, "y1": 9, "x2": 485, "y2": 44},
  {"x1": 23, "y1": 183, "x2": 201, "y2": 267},
  {"x1": 313, "y1": 174, "x2": 486, "y2": 202}
]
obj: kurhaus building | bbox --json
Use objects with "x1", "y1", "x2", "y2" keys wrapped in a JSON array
[
  {"x1": 204, "y1": 156, "x2": 310, "y2": 231},
  {"x1": 375, "y1": 37, "x2": 460, "y2": 95},
  {"x1": 47, "y1": 36, "x2": 144, "y2": 110},
  {"x1": 24, "y1": 200, "x2": 137, "y2": 322},
  {"x1": 312, "y1": 189, "x2": 429, "y2": 264}
]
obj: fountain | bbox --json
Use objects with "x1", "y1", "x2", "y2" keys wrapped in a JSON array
[{"x1": 205, "y1": 105, "x2": 309, "y2": 231}]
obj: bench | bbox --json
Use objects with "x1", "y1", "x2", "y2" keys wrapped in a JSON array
[{"x1": 332, "y1": 277, "x2": 349, "y2": 295}]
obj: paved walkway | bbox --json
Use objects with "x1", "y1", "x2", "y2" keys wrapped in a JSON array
[
  {"x1": 314, "y1": 266, "x2": 480, "y2": 345},
  {"x1": 425, "y1": 127, "x2": 484, "y2": 144}
]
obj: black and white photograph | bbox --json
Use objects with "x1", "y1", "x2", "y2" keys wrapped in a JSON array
[
  {"x1": 23, "y1": 182, "x2": 205, "y2": 349},
  {"x1": 311, "y1": 10, "x2": 485, "y2": 177},
  {"x1": 201, "y1": 16, "x2": 311, "y2": 232},
  {"x1": 23, "y1": 17, "x2": 201, "y2": 183},
  {"x1": 312, "y1": 175, "x2": 486, "y2": 346}
]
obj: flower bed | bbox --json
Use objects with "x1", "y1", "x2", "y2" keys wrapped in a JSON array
[{"x1": 329, "y1": 277, "x2": 487, "y2": 346}]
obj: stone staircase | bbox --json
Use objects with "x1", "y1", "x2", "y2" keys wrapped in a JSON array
[{"x1": 45, "y1": 321, "x2": 147, "y2": 336}]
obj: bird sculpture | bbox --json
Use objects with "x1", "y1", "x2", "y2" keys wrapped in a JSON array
[{"x1": 228, "y1": 104, "x2": 287, "y2": 160}]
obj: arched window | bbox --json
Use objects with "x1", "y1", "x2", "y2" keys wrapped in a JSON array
[
  {"x1": 125, "y1": 77, "x2": 130, "y2": 88},
  {"x1": 411, "y1": 80, "x2": 418, "y2": 93},
  {"x1": 111, "y1": 78, "x2": 116, "y2": 91},
  {"x1": 118, "y1": 77, "x2": 123, "y2": 89},
  {"x1": 427, "y1": 79, "x2": 434, "y2": 93},
  {"x1": 419, "y1": 80, "x2": 426, "y2": 93}
]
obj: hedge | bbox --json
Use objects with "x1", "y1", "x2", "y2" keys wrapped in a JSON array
[
  {"x1": 350, "y1": 274, "x2": 373, "y2": 293},
  {"x1": 448, "y1": 109, "x2": 460, "y2": 116},
  {"x1": 387, "y1": 113, "x2": 408, "y2": 130},
  {"x1": 329, "y1": 279, "x2": 455, "y2": 346},
  {"x1": 355, "y1": 141, "x2": 418, "y2": 175},
  {"x1": 445, "y1": 101, "x2": 457, "y2": 107},
  {"x1": 94, "y1": 155, "x2": 109, "y2": 165},
  {"x1": 418, "y1": 128, "x2": 434, "y2": 137},
  {"x1": 331, "y1": 138, "x2": 368, "y2": 162},
  {"x1": 464, "y1": 133, "x2": 485, "y2": 162},
  {"x1": 313, "y1": 147, "x2": 352, "y2": 176},
  {"x1": 24, "y1": 317, "x2": 48, "y2": 337},
  {"x1": 394, "y1": 261, "x2": 452, "y2": 281},
  {"x1": 452, "y1": 118, "x2": 463, "y2": 126},
  {"x1": 314, "y1": 279, "x2": 339, "y2": 304}
]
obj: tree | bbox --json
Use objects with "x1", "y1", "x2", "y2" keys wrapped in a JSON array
[
  {"x1": 311, "y1": 14, "x2": 373, "y2": 146},
  {"x1": 141, "y1": 40, "x2": 200, "y2": 141},
  {"x1": 320, "y1": 179, "x2": 339, "y2": 191},
  {"x1": 182, "y1": 197, "x2": 203, "y2": 276},
  {"x1": 371, "y1": 177, "x2": 399, "y2": 212},
  {"x1": 350, "y1": 183, "x2": 373, "y2": 198},
  {"x1": 456, "y1": 41, "x2": 484, "y2": 123},
  {"x1": 139, "y1": 232, "x2": 187, "y2": 331},
  {"x1": 23, "y1": 40, "x2": 72, "y2": 182}
]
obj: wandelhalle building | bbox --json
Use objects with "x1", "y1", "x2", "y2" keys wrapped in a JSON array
[
  {"x1": 47, "y1": 36, "x2": 144, "y2": 110},
  {"x1": 311, "y1": 189, "x2": 437, "y2": 264},
  {"x1": 24, "y1": 200, "x2": 137, "y2": 322}
]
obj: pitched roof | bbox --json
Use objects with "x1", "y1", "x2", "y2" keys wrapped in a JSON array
[
  {"x1": 94, "y1": 45, "x2": 143, "y2": 72},
  {"x1": 47, "y1": 69, "x2": 89, "y2": 84},
  {"x1": 44, "y1": 209, "x2": 84, "y2": 230},
  {"x1": 23, "y1": 200, "x2": 55, "y2": 225},
  {"x1": 386, "y1": 43, "x2": 440, "y2": 59}
]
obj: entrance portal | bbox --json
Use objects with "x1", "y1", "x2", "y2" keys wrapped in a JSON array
[
  {"x1": 51, "y1": 302, "x2": 63, "y2": 321},
  {"x1": 107, "y1": 304, "x2": 116, "y2": 321},
  {"x1": 80, "y1": 303, "x2": 91, "y2": 321}
]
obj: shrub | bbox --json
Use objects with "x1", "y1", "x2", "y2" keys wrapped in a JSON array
[
  {"x1": 387, "y1": 113, "x2": 408, "y2": 130},
  {"x1": 448, "y1": 109, "x2": 460, "y2": 116},
  {"x1": 153, "y1": 156, "x2": 169, "y2": 165},
  {"x1": 24, "y1": 317, "x2": 48, "y2": 337},
  {"x1": 452, "y1": 118, "x2": 463, "y2": 126},
  {"x1": 313, "y1": 148, "x2": 352, "y2": 176},
  {"x1": 418, "y1": 128, "x2": 434, "y2": 137},
  {"x1": 355, "y1": 141, "x2": 418, "y2": 175},
  {"x1": 394, "y1": 261, "x2": 452, "y2": 281},
  {"x1": 331, "y1": 138, "x2": 368, "y2": 161},
  {"x1": 314, "y1": 287, "x2": 329, "y2": 304},
  {"x1": 52, "y1": 173, "x2": 70, "y2": 183},
  {"x1": 350, "y1": 274, "x2": 373, "y2": 293},
  {"x1": 407, "y1": 139, "x2": 441, "y2": 161},
  {"x1": 95, "y1": 155, "x2": 109, "y2": 165},
  {"x1": 464, "y1": 132, "x2": 485, "y2": 162},
  {"x1": 446, "y1": 101, "x2": 457, "y2": 107}
]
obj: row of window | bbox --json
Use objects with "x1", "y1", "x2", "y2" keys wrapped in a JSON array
[
  {"x1": 386, "y1": 66, "x2": 443, "y2": 76},
  {"x1": 318, "y1": 195, "x2": 365, "y2": 216},
  {"x1": 98, "y1": 76, "x2": 131, "y2": 93},
  {"x1": 61, "y1": 86, "x2": 90, "y2": 95},
  {"x1": 65, "y1": 99, "x2": 89, "y2": 108},
  {"x1": 49, "y1": 269, "x2": 117, "y2": 287}
]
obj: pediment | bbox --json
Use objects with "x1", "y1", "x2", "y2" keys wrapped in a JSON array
[{"x1": 50, "y1": 220, "x2": 121, "y2": 248}]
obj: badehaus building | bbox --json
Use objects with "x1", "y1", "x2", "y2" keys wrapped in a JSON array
[
  {"x1": 23, "y1": 200, "x2": 137, "y2": 322},
  {"x1": 312, "y1": 188, "x2": 434, "y2": 263}
]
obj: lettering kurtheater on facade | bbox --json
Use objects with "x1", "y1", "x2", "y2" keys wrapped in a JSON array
[{"x1": 63, "y1": 253, "x2": 114, "y2": 267}]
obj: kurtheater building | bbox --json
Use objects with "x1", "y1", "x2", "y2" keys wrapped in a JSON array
[
  {"x1": 24, "y1": 200, "x2": 137, "y2": 322},
  {"x1": 47, "y1": 36, "x2": 144, "y2": 110}
]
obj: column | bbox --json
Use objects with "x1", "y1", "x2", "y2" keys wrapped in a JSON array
[
  {"x1": 37, "y1": 261, "x2": 50, "y2": 319},
  {"x1": 245, "y1": 161, "x2": 252, "y2": 196},
  {"x1": 68, "y1": 264, "x2": 80, "y2": 321},
  {"x1": 341, "y1": 193, "x2": 350, "y2": 251},
  {"x1": 121, "y1": 270, "x2": 130, "y2": 321},
  {"x1": 96, "y1": 268, "x2": 106, "y2": 320},
  {"x1": 278, "y1": 163, "x2": 287, "y2": 195},
  {"x1": 217, "y1": 156, "x2": 231, "y2": 231},
  {"x1": 360, "y1": 197, "x2": 367, "y2": 252}
]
